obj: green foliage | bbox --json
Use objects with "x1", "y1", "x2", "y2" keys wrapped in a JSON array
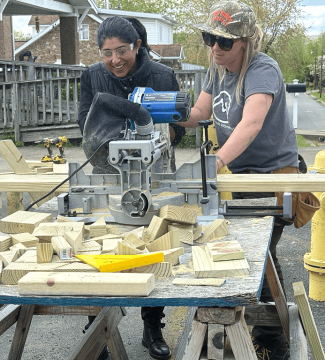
[
  {"x1": 61, "y1": 83, "x2": 81, "y2": 101},
  {"x1": 1, "y1": 128, "x2": 24, "y2": 146},
  {"x1": 176, "y1": 133, "x2": 197, "y2": 148},
  {"x1": 296, "y1": 135, "x2": 311, "y2": 148}
]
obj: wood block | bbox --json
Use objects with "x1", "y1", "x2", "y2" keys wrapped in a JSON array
[
  {"x1": 123, "y1": 232, "x2": 146, "y2": 250},
  {"x1": 18, "y1": 271, "x2": 155, "y2": 296},
  {"x1": 125, "y1": 226, "x2": 145, "y2": 240},
  {"x1": 56, "y1": 215, "x2": 77, "y2": 222},
  {"x1": 33, "y1": 221, "x2": 84, "y2": 242},
  {"x1": 0, "y1": 249, "x2": 20, "y2": 267},
  {"x1": 15, "y1": 249, "x2": 37, "y2": 263},
  {"x1": 197, "y1": 307, "x2": 241, "y2": 325},
  {"x1": 36, "y1": 243, "x2": 53, "y2": 263},
  {"x1": 201, "y1": 218, "x2": 229, "y2": 243},
  {"x1": 10, "y1": 243, "x2": 27, "y2": 253},
  {"x1": 193, "y1": 224, "x2": 203, "y2": 242},
  {"x1": 38, "y1": 221, "x2": 84, "y2": 235},
  {"x1": 207, "y1": 324, "x2": 224, "y2": 360},
  {"x1": 0, "y1": 211, "x2": 53, "y2": 234},
  {"x1": 11, "y1": 233, "x2": 39, "y2": 248},
  {"x1": 106, "y1": 224, "x2": 122, "y2": 235},
  {"x1": 159, "y1": 205, "x2": 197, "y2": 225},
  {"x1": 293, "y1": 281, "x2": 325, "y2": 360},
  {"x1": 0, "y1": 235, "x2": 12, "y2": 252},
  {"x1": 206, "y1": 241, "x2": 244, "y2": 261},
  {"x1": 172, "y1": 278, "x2": 226, "y2": 287},
  {"x1": 89, "y1": 216, "x2": 107, "y2": 237},
  {"x1": 162, "y1": 247, "x2": 184, "y2": 265},
  {"x1": 64, "y1": 229, "x2": 83, "y2": 254},
  {"x1": 144, "y1": 215, "x2": 168, "y2": 243},
  {"x1": 88, "y1": 234, "x2": 122, "y2": 246},
  {"x1": 6, "y1": 192, "x2": 24, "y2": 214},
  {"x1": 123, "y1": 262, "x2": 172, "y2": 278},
  {"x1": 101, "y1": 239, "x2": 120, "y2": 254},
  {"x1": 168, "y1": 224, "x2": 193, "y2": 245},
  {"x1": 181, "y1": 319, "x2": 207, "y2": 360},
  {"x1": 289, "y1": 305, "x2": 308, "y2": 360},
  {"x1": 76, "y1": 253, "x2": 164, "y2": 272},
  {"x1": 192, "y1": 246, "x2": 249, "y2": 278},
  {"x1": 51, "y1": 235, "x2": 73, "y2": 260},
  {"x1": 146, "y1": 230, "x2": 180, "y2": 252},
  {"x1": 116, "y1": 241, "x2": 143, "y2": 255}
]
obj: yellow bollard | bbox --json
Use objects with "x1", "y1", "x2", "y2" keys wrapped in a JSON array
[
  {"x1": 205, "y1": 124, "x2": 232, "y2": 200},
  {"x1": 304, "y1": 192, "x2": 325, "y2": 300},
  {"x1": 307, "y1": 150, "x2": 325, "y2": 200}
]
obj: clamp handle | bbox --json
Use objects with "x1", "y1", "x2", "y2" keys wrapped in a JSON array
[{"x1": 199, "y1": 120, "x2": 213, "y2": 204}]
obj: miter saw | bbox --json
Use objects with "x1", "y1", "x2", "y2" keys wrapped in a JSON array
[{"x1": 56, "y1": 87, "x2": 292, "y2": 225}]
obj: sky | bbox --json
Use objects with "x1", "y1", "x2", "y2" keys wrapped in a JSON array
[{"x1": 11, "y1": 0, "x2": 325, "y2": 37}]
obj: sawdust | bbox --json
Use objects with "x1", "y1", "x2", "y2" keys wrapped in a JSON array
[
  {"x1": 251, "y1": 216, "x2": 272, "y2": 223},
  {"x1": 172, "y1": 262, "x2": 193, "y2": 275},
  {"x1": 153, "y1": 191, "x2": 183, "y2": 198}
]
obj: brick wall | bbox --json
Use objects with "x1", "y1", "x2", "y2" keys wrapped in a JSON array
[
  {"x1": 15, "y1": 16, "x2": 101, "y2": 66},
  {"x1": 0, "y1": 16, "x2": 13, "y2": 60}
]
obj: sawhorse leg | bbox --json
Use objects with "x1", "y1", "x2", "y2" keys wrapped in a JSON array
[
  {"x1": 68, "y1": 306, "x2": 128, "y2": 360},
  {"x1": 8, "y1": 304, "x2": 35, "y2": 360}
]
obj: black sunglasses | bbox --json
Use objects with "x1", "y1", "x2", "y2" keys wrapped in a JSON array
[{"x1": 202, "y1": 32, "x2": 235, "y2": 51}]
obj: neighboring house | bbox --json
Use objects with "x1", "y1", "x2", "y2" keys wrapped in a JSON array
[{"x1": 15, "y1": 10, "x2": 185, "y2": 69}]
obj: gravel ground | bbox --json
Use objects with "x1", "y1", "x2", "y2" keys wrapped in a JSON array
[{"x1": 0, "y1": 144, "x2": 325, "y2": 359}]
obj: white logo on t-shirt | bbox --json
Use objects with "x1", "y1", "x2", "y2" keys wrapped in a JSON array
[{"x1": 213, "y1": 91, "x2": 231, "y2": 124}]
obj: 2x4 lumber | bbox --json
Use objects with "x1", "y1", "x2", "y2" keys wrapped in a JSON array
[
  {"x1": 33, "y1": 224, "x2": 72, "y2": 242},
  {"x1": 265, "y1": 252, "x2": 289, "y2": 342},
  {"x1": 244, "y1": 304, "x2": 281, "y2": 327},
  {"x1": 289, "y1": 304, "x2": 308, "y2": 360},
  {"x1": 169, "y1": 224, "x2": 194, "y2": 245},
  {"x1": 0, "y1": 249, "x2": 20, "y2": 267},
  {"x1": 18, "y1": 271, "x2": 155, "y2": 296},
  {"x1": 144, "y1": 215, "x2": 168, "y2": 243},
  {"x1": 36, "y1": 243, "x2": 53, "y2": 263},
  {"x1": 67, "y1": 307, "x2": 127, "y2": 360},
  {"x1": 124, "y1": 261, "x2": 172, "y2": 278},
  {"x1": 52, "y1": 235, "x2": 73, "y2": 260},
  {"x1": 117, "y1": 241, "x2": 143, "y2": 255},
  {"x1": 11, "y1": 232, "x2": 39, "y2": 247},
  {"x1": 0, "y1": 140, "x2": 32, "y2": 174},
  {"x1": 8, "y1": 304, "x2": 35, "y2": 360},
  {"x1": 207, "y1": 324, "x2": 224, "y2": 360},
  {"x1": 88, "y1": 234, "x2": 122, "y2": 246},
  {"x1": 172, "y1": 278, "x2": 225, "y2": 287},
  {"x1": 0, "y1": 235, "x2": 12, "y2": 251},
  {"x1": 0, "y1": 174, "x2": 69, "y2": 193},
  {"x1": 293, "y1": 281, "x2": 325, "y2": 360},
  {"x1": 216, "y1": 173, "x2": 325, "y2": 192},
  {"x1": 146, "y1": 230, "x2": 180, "y2": 252},
  {"x1": 123, "y1": 232, "x2": 146, "y2": 250},
  {"x1": 0, "y1": 211, "x2": 53, "y2": 234},
  {"x1": 192, "y1": 246, "x2": 249, "y2": 278},
  {"x1": 89, "y1": 216, "x2": 107, "y2": 237},
  {"x1": 225, "y1": 310, "x2": 258, "y2": 360},
  {"x1": 181, "y1": 319, "x2": 207, "y2": 360},
  {"x1": 34, "y1": 305, "x2": 101, "y2": 316},
  {"x1": 160, "y1": 205, "x2": 198, "y2": 225},
  {"x1": 0, "y1": 304, "x2": 21, "y2": 337},
  {"x1": 6, "y1": 192, "x2": 24, "y2": 214},
  {"x1": 201, "y1": 218, "x2": 229, "y2": 243},
  {"x1": 197, "y1": 307, "x2": 242, "y2": 325},
  {"x1": 101, "y1": 238, "x2": 120, "y2": 254}
]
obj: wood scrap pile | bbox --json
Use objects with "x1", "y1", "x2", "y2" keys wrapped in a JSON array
[{"x1": 0, "y1": 204, "x2": 249, "y2": 297}]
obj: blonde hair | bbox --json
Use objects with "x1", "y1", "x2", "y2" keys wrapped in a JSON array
[{"x1": 208, "y1": 24, "x2": 263, "y2": 104}]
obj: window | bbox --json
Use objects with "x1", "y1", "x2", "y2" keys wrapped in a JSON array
[{"x1": 79, "y1": 24, "x2": 89, "y2": 41}]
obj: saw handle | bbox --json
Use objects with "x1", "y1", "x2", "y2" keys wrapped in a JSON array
[{"x1": 199, "y1": 120, "x2": 213, "y2": 203}]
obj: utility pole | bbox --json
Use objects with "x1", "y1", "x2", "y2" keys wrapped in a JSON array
[
  {"x1": 320, "y1": 32, "x2": 324, "y2": 99},
  {"x1": 314, "y1": 41, "x2": 317, "y2": 90}
]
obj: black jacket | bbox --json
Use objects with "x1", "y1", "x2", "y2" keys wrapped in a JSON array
[{"x1": 78, "y1": 47, "x2": 185, "y2": 146}]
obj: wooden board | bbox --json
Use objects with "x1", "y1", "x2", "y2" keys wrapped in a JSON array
[
  {"x1": 0, "y1": 235, "x2": 12, "y2": 252},
  {"x1": 146, "y1": 230, "x2": 180, "y2": 252},
  {"x1": 206, "y1": 240, "x2": 244, "y2": 261},
  {"x1": 159, "y1": 205, "x2": 198, "y2": 225},
  {"x1": 11, "y1": 233, "x2": 39, "y2": 248},
  {"x1": 172, "y1": 278, "x2": 225, "y2": 287},
  {"x1": 0, "y1": 211, "x2": 53, "y2": 234},
  {"x1": 144, "y1": 215, "x2": 168, "y2": 243},
  {"x1": 51, "y1": 236, "x2": 73, "y2": 260},
  {"x1": 192, "y1": 246, "x2": 249, "y2": 278},
  {"x1": 18, "y1": 271, "x2": 155, "y2": 296},
  {"x1": 0, "y1": 140, "x2": 33, "y2": 174},
  {"x1": 201, "y1": 218, "x2": 229, "y2": 243},
  {"x1": 36, "y1": 243, "x2": 53, "y2": 263}
]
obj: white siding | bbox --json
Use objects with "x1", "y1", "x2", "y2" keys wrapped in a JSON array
[{"x1": 139, "y1": 19, "x2": 174, "y2": 45}]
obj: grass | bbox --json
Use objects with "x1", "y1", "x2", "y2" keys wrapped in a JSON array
[
  {"x1": 296, "y1": 134, "x2": 312, "y2": 148},
  {"x1": 309, "y1": 90, "x2": 325, "y2": 103}
]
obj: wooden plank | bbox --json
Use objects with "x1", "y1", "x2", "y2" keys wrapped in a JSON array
[
  {"x1": 0, "y1": 249, "x2": 20, "y2": 267},
  {"x1": 293, "y1": 281, "x2": 325, "y2": 360},
  {"x1": 197, "y1": 307, "x2": 241, "y2": 325},
  {"x1": 265, "y1": 252, "x2": 289, "y2": 342},
  {"x1": 159, "y1": 205, "x2": 198, "y2": 225},
  {"x1": 0, "y1": 140, "x2": 32, "y2": 174},
  {"x1": 225, "y1": 310, "x2": 258, "y2": 360},
  {"x1": 0, "y1": 211, "x2": 53, "y2": 234},
  {"x1": 67, "y1": 307, "x2": 127, "y2": 360},
  {"x1": 18, "y1": 271, "x2": 155, "y2": 296},
  {"x1": 207, "y1": 324, "x2": 224, "y2": 360},
  {"x1": 7, "y1": 191, "x2": 24, "y2": 214},
  {"x1": 289, "y1": 305, "x2": 308, "y2": 360},
  {"x1": 181, "y1": 319, "x2": 207, "y2": 360},
  {"x1": 0, "y1": 304, "x2": 21, "y2": 337},
  {"x1": 206, "y1": 241, "x2": 244, "y2": 261},
  {"x1": 123, "y1": 261, "x2": 172, "y2": 278},
  {"x1": 51, "y1": 235, "x2": 73, "y2": 260},
  {"x1": 33, "y1": 224, "x2": 73, "y2": 242},
  {"x1": 33, "y1": 305, "x2": 101, "y2": 316},
  {"x1": 0, "y1": 235, "x2": 12, "y2": 251},
  {"x1": 192, "y1": 246, "x2": 249, "y2": 278},
  {"x1": 123, "y1": 232, "x2": 146, "y2": 250},
  {"x1": 89, "y1": 216, "x2": 107, "y2": 237},
  {"x1": 8, "y1": 304, "x2": 35, "y2": 360},
  {"x1": 173, "y1": 278, "x2": 226, "y2": 287},
  {"x1": 201, "y1": 219, "x2": 229, "y2": 243},
  {"x1": 169, "y1": 224, "x2": 194, "y2": 245},
  {"x1": 244, "y1": 304, "x2": 281, "y2": 327},
  {"x1": 101, "y1": 238, "x2": 120, "y2": 254},
  {"x1": 64, "y1": 229, "x2": 83, "y2": 254},
  {"x1": 11, "y1": 232, "x2": 39, "y2": 247}
]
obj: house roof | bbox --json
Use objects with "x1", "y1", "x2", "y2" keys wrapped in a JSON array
[
  {"x1": 150, "y1": 44, "x2": 184, "y2": 60},
  {"x1": 28, "y1": 15, "x2": 59, "y2": 26}
]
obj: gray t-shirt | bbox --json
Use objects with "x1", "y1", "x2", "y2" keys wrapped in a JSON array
[{"x1": 203, "y1": 52, "x2": 298, "y2": 173}]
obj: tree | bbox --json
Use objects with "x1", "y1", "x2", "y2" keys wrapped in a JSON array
[{"x1": 14, "y1": 30, "x2": 32, "y2": 41}]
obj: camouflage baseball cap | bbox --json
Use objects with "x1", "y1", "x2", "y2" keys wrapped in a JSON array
[{"x1": 195, "y1": 0, "x2": 256, "y2": 39}]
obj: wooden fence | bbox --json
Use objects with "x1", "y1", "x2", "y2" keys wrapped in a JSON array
[{"x1": 0, "y1": 60, "x2": 206, "y2": 143}]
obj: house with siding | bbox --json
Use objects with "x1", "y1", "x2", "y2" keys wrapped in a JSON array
[{"x1": 15, "y1": 9, "x2": 185, "y2": 69}]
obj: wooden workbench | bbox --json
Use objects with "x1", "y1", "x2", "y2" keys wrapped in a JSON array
[{"x1": 0, "y1": 199, "x2": 307, "y2": 360}]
